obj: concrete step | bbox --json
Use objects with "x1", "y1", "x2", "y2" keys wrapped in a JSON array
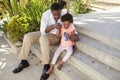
[
  {"x1": 91, "y1": 0, "x2": 120, "y2": 10},
  {"x1": 73, "y1": 49, "x2": 120, "y2": 80},
  {"x1": 78, "y1": 33, "x2": 120, "y2": 71},
  {"x1": 50, "y1": 46, "x2": 120, "y2": 80},
  {"x1": 50, "y1": 46, "x2": 108, "y2": 80},
  {"x1": 31, "y1": 44, "x2": 93, "y2": 80},
  {"x1": 74, "y1": 12, "x2": 120, "y2": 50},
  {"x1": 75, "y1": 26, "x2": 120, "y2": 50},
  {"x1": 76, "y1": 41, "x2": 120, "y2": 72},
  {"x1": 78, "y1": 34, "x2": 120, "y2": 58}
]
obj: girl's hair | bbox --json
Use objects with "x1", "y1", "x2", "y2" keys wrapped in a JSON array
[{"x1": 61, "y1": 14, "x2": 73, "y2": 23}]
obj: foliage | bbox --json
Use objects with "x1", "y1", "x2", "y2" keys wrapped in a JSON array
[
  {"x1": 3, "y1": 15, "x2": 36, "y2": 42},
  {"x1": 0, "y1": 2, "x2": 7, "y2": 20},
  {"x1": 2, "y1": 0, "x2": 57, "y2": 42},
  {"x1": 0, "y1": 7, "x2": 3, "y2": 20},
  {"x1": 19, "y1": 0, "x2": 50, "y2": 31},
  {"x1": 3, "y1": 0, "x2": 14, "y2": 17},
  {"x1": 70, "y1": 0, "x2": 92, "y2": 14},
  {"x1": 10, "y1": 0, "x2": 19, "y2": 15}
]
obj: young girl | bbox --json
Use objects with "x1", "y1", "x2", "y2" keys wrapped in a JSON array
[{"x1": 46, "y1": 13, "x2": 79, "y2": 74}]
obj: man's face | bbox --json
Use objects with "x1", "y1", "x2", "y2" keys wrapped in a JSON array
[{"x1": 52, "y1": 10, "x2": 61, "y2": 20}]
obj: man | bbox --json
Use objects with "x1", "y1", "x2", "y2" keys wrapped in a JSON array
[{"x1": 12, "y1": 3, "x2": 67, "y2": 80}]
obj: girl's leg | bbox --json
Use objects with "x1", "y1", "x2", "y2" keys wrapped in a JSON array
[
  {"x1": 51, "y1": 46, "x2": 64, "y2": 65},
  {"x1": 57, "y1": 61, "x2": 64, "y2": 70},
  {"x1": 46, "y1": 64, "x2": 54, "y2": 74},
  {"x1": 46, "y1": 46, "x2": 64, "y2": 74},
  {"x1": 57, "y1": 46, "x2": 73, "y2": 70},
  {"x1": 63, "y1": 46, "x2": 73, "y2": 62}
]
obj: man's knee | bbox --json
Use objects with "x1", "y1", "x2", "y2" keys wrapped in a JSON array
[
  {"x1": 39, "y1": 35, "x2": 48, "y2": 43},
  {"x1": 24, "y1": 33, "x2": 31, "y2": 40}
]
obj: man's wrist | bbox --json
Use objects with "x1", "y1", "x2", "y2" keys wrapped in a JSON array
[{"x1": 54, "y1": 24, "x2": 57, "y2": 29}]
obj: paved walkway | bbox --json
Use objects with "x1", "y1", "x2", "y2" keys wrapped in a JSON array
[
  {"x1": 74, "y1": 9, "x2": 120, "y2": 39},
  {"x1": 0, "y1": 31, "x2": 58, "y2": 80}
]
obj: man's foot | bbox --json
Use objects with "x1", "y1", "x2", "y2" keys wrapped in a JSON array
[
  {"x1": 40, "y1": 64, "x2": 50, "y2": 80},
  {"x1": 46, "y1": 65, "x2": 54, "y2": 74},
  {"x1": 12, "y1": 60, "x2": 30, "y2": 73}
]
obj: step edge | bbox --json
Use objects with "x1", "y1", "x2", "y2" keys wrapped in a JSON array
[
  {"x1": 75, "y1": 25, "x2": 120, "y2": 50},
  {"x1": 76, "y1": 42, "x2": 120, "y2": 71}
]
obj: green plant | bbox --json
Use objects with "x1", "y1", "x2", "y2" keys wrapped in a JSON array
[
  {"x1": 70, "y1": 0, "x2": 92, "y2": 14},
  {"x1": 2, "y1": 0, "x2": 58, "y2": 42},
  {"x1": 0, "y1": 7, "x2": 3, "y2": 20},
  {"x1": 10, "y1": 0, "x2": 19, "y2": 15},
  {"x1": 4, "y1": 15, "x2": 36, "y2": 42},
  {"x1": 19, "y1": 0, "x2": 57, "y2": 30},
  {"x1": 3, "y1": 0, "x2": 14, "y2": 17}
]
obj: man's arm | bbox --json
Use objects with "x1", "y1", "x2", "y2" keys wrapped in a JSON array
[
  {"x1": 45, "y1": 23, "x2": 61, "y2": 33},
  {"x1": 45, "y1": 25, "x2": 55, "y2": 33}
]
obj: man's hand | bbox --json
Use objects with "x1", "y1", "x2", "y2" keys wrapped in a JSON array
[
  {"x1": 54, "y1": 23, "x2": 61, "y2": 30},
  {"x1": 45, "y1": 23, "x2": 61, "y2": 33}
]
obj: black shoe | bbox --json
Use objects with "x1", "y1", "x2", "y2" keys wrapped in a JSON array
[
  {"x1": 40, "y1": 64, "x2": 50, "y2": 80},
  {"x1": 12, "y1": 60, "x2": 30, "y2": 73}
]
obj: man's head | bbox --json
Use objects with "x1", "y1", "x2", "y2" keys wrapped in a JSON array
[{"x1": 51, "y1": 3, "x2": 61, "y2": 19}]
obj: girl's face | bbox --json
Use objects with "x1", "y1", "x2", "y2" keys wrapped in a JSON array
[{"x1": 63, "y1": 21, "x2": 71, "y2": 29}]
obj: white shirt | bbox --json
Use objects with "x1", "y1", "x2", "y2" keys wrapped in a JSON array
[{"x1": 40, "y1": 9, "x2": 67, "y2": 35}]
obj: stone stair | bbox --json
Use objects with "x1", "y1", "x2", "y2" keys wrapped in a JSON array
[
  {"x1": 31, "y1": 44, "x2": 93, "y2": 80},
  {"x1": 91, "y1": 0, "x2": 120, "y2": 10},
  {"x1": 31, "y1": 11, "x2": 120, "y2": 80}
]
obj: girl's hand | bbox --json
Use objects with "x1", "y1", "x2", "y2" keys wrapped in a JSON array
[{"x1": 67, "y1": 34, "x2": 79, "y2": 42}]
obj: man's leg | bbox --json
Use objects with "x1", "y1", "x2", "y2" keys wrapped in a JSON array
[
  {"x1": 13, "y1": 31, "x2": 40, "y2": 73},
  {"x1": 39, "y1": 34, "x2": 60, "y2": 80}
]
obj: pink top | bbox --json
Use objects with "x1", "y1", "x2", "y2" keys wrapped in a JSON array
[{"x1": 60, "y1": 24, "x2": 75, "y2": 47}]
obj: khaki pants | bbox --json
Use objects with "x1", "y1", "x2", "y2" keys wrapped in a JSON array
[{"x1": 19, "y1": 31, "x2": 60, "y2": 64}]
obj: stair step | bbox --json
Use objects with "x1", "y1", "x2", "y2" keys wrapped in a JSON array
[
  {"x1": 57, "y1": 62, "x2": 92, "y2": 80},
  {"x1": 74, "y1": 12, "x2": 120, "y2": 50},
  {"x1": 50, "y1": 46, "x2": 109, "y2": 80},
  {"x1": 79, "y1": 34, "x2": 120, "y2": 58},
  {"x1": 51, "y1": 45, "x2": 120, "y2": 80},
  {"x1": 73, "y1": 49, "x2": 120, "y2": 80},
  {"x1": 31, "y1": 44, "x2": 93, "y2": 80},
  {"x1": 75, "y1": 26, "x2": 120, "y2": 50},
  {"x1": 76, "y1": 41, "x2": 120, "y2": 72}
]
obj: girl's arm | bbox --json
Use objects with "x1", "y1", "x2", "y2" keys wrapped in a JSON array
[{"x1": 56, "y1": 28, "x2": 61, "y2": 37}]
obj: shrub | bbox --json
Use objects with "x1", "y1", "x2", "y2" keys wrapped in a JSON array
[
  {"x1": 70, "y1": 0, "x2": 92, "y2": 14},
  {"x1": 2, "y1": 0, "x2": 57, "y2": 42},
  {"x1": 4, "y1": 15, "x2": 36, "y2": 42}
]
